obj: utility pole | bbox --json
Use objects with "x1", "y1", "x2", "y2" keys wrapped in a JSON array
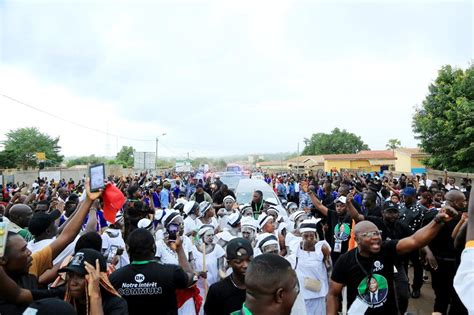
[
  {"x1": 155, "y1": 133, "x2": 167, "y2": 172},
  {"x1": 155, "y1": 137, "x2": 158, "y2": 171},
  {"x1": 297, "y1": 142, "x2": 300, "y2": 176}
]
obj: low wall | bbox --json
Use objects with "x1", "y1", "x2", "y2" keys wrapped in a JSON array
[
  {"x1": 384, "y1": 169, "x2": 473, "y2": 185},
  {"x1": 1, "y1": 165, "x2": 126, "y2": 185}
]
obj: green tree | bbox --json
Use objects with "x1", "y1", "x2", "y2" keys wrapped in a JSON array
[
  {"x1": 386, "y1": 139, "x2": 401, "y2": 152},
  {"x1": 0, "y1": 149, "x2": 16, "y2": 169},
  {"x1": 191, "y1": 157, "x2": 211, "y2": 169},
  {"x1": 156, "y1": 159, "x2": 174, "y2": 169},
  {"x1": 215, "y1": 159, "x2": 227, "y2": 170},
  {"x1": 0, "y1": 127, "x2": 63, "y2": 169},
  {"x1": 302, "y1": 128, "x2": 370, "y2": 155},
  {"x1": 115, "y1": 146, "x2": 134, "y2": 168},
  {"x1": 413, "y1": 64, "x2": 474, "y2": 172},
  {"x1": 66, "y1": 155, "x2": 107, "y2": 167}
]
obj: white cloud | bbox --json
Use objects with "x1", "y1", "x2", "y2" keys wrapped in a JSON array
[{"x1": 0, "y1": 0, "x2": 471, "y2": 158}]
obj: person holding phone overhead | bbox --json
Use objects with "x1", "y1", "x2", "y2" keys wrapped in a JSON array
[{"x1": 89, "y1": 164, "x2": 105, "y2": 193}]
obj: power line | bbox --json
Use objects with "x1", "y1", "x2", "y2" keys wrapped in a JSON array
[{"x1": 0, "y1": 93, "x2": 156, "y2": 143}]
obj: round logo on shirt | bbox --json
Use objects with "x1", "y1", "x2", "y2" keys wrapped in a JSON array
[
  {"x1": 334, "y1": 223, "x2": 350, "y2": 241},
  {"x1": 357, "y1": 274, "x2": 388, "y2": 307},
  {"x1": 135, "y1": 274, "x2": 145, "y2": 283}
]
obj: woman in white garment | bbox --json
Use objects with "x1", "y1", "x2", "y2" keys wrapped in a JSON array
[
  {"x1": 101, "y1": 211, "x2": 129, "y2": 269},
  {"x1": 293, "y1": 217, "x2": 331, "y2": 315},
  {"x1": 155, "y1": 210, "x2": 198, "y2": 315},
  {"x1": 240, "y1": 216, "x2": 258, "y2": 247},
  {"x1": 286, "y1": 210, "x2": 308, "y2": 255},
  {"x1": 197, "y1": 201, "x2": 219, "y2": 231},
  {"x1": 217, "y1": 195, "x2": 236, "y2": 230},
  {"x1": 286, "y1": 202, "x2": 299, "y2": 216},
  {"x1": 254, "y1": 232, "x2": 280, "y2": 256},
  {"x1": 183, "y1": 201, "x2": 200, "y2": 241},
  {"x1": 192, "y1": 224, "x2": 226, "y2": 314},
  {"x1": 224, "y1": 211, "x2": 242, "y2": 236}
]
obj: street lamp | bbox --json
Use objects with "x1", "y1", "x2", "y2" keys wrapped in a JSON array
[{"x1": 155, "y1": 133, "x2": 167, "y2": 171}]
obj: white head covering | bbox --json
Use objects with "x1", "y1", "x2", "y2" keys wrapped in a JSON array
[
  {"x1": 199, "y1": 201, "x2": 212, "y2": 218},
  {"x1": 173, "y1": 199, "x2": 188, "y2": 211},
  {"x1": 216, "y1": 230, "x2": 236, "y2": 243},
  {"x1": 162, "y1": 210, "x2": 181, "y2": 227},
  {"x1": 286, "y1": 202, "x2": 298, "y2": 211},
  {"x1": 227, "y1": 212, "x2": 242, "y2": 227},
  {"x1": 289, "y1": 210, "x2": 306, "y2": 222},
  {"x1": 155, "y1": 209, "x2": 165, "y2": 222},
  {"x1": 137, "y1": 218, "x2": 154, "y2": 231},
  {"x1": 198, "y1": 224, "x2": 215, "y2": 237},
  {"x1": 183, "y1": 201, "x2": 199, "y2": 215},
  {"x1": 241, "y1": 216, "x2": 258, "y2": 231},
  {"x1": 240, "y1": 204, "x2": 254, "y2": 216},
  {"x1": 256, "y1": 232, "x2": 279, "y2": 251},
  {"x1": 299, "y1": 217, "x2": 322, "y2": 234},
  {"x1": 115, "y1": 211, "x2": 124, "y2": 224},
  {"x1": 257, "y1": 213, "x2": 272, "y2": 230},
  {"x1": 223, "y1": 195, "x2": 236, "y2": 203},
  {"x1": 267, "y1": 206, "x2": 279, "y2": 216}
]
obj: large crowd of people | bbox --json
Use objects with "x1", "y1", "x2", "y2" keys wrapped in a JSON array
[{"x1": 0, "y1": 168, "x2": 472, "y2": 315}]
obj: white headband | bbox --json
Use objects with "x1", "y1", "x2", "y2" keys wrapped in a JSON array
[
  {"x1": 198, "y1": 224, "x2": 214, "y2": 237},
  {"x1": 299, "y1": 217, "x2": 322, "y2": 233},
  {"x1": 257, "y1": 233, "x2": 279, "y2": 251},
  {"x1": 258, "y1": 213, "x2": 272, "y2": 229}
]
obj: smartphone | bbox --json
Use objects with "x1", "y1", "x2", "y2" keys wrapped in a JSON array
[
  {"x1": 167, "y1": 223, "x2": 180, "y2": 241},
  {"x1": 107, "y1": 245, "x2": 119, "y2": 263},
  {"x1": 89, "y1": 164, "x2": 105, "y2": 192}
]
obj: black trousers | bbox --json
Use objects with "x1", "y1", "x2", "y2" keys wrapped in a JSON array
[
  {"x1": 394, "y1": 264, "x2": 409, "y2": 315},
  {"x1": 430, "y1": 257, "x2": 467, "y2": 315},
  {"x1": 404, "y1": 251, "x2": 424, "y2": 291}
]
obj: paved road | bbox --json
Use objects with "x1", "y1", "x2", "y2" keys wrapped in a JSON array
[{"x1": 406, "y1": 268, "x2": 435, "y2": 315}]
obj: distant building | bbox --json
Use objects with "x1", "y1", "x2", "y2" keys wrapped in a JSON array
[
  {"x1": 394, "y1": 148, "x2": 430, "y2": 174},
  {"x1": 255, "y1": 148, "x2": 429, "y2": 174},
  {"x1": 286, "y1": 155, "x2": 324, "y2": 171},
  {"x1": 255, "y1": 160, "x2": 286, "y2": 170},
  {"x1": 322, "y1": 150, "x2": 396, "y2": 173}
]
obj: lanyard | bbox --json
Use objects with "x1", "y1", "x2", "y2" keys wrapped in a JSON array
[
  {"x1": 354, "y1": 248, "x2": 375, "y2": 293},
  {"x1": 256, "y1": 200, "x2": 263, "y2": 212}
]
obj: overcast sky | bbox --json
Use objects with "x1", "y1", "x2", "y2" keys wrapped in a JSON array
[{"x1": 0, "y1": 0, "x2": 472, "y2": 159}]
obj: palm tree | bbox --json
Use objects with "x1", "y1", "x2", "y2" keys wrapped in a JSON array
[{"x1": 386, "y1": 139, "x2": 401, "y2": 153}]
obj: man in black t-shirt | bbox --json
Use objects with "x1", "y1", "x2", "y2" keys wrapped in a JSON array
[
  {"x1": 109, "y1": 229, "x2": 195, "y2": 315},
  {"x1": 204, "y1": 238, "x2": 253, "y2": 315},
  {"x1": 308, "y1": 192, "x2": 353, "y2": 263},
  {"x1": 345, "y1": 197, "x2": 413, "y2": 313},
  {"x1": 327, "y1": 206, "x2": 458, "y2": 315},
  {"x1": 421, "y1": 190, "x2": 467, "y2": 315}
]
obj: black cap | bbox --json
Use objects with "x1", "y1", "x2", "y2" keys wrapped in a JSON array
[
  {"x1": 226, "y1": 238, "x2": 253, "y2": 260},
  {"x1": 24, "y1": 298, "x2": 77, "y2": 315},
  {"x1": 59, "y1": 249, "x2": 107, "y2": 276},
  {"x1": 28, "y1": 209, "x2": 61, "y2": 237},
  {"x1": 383, "y1": 202, "x2": 399, "y2": 212}
]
